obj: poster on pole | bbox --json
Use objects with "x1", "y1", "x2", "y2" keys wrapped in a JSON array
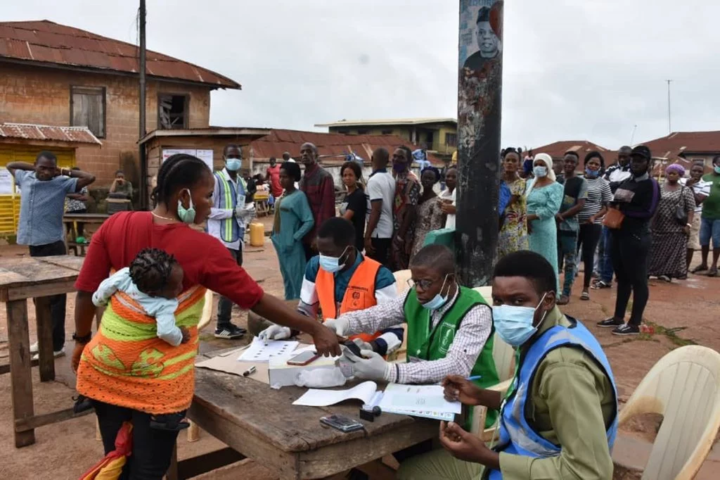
[{"x1": 162, "y1": 149, "x2": 214, "y2": 171}]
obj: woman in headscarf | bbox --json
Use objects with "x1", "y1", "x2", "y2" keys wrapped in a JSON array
[
  {"x1": 390, "y1": 146, "x2": 421, "y2": 271},
  {"x1": 411, "y1": 167, "x2": 444, "y2": 259},
  {"x1": 648, "y1": 163, "x2": 696, "y2": 281},
  {"x1": 525, "y1": 153, "x2": 564, "y2": 289},
  {"x1": 498, "y1": 148, "x2": 529, "y2": 258}
]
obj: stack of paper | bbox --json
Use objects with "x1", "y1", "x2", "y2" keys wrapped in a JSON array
[
  {"x1": 238, "y1": 338, "x2": 299, "y2": 363},
  {"x1": 378, "y1": 383, "x2": 462, "y2": 421},
  {"x1": 292, "y1": 381, "x2": 378, "y2": 407}
]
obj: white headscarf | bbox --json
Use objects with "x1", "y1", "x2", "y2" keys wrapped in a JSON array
[{"x1": 527, "y1": 153, "x2": 556, "y2": 194}]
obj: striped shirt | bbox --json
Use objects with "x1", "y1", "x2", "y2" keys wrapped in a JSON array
[
  {"x1": 579, "y1": 177, "x2": 613, "y2": 224},
  {"x1": 680, "y1": 178, "x2": 712, "y2": 214},
  {"x1": 339, "y1": 288, "x2": 492, "y2": 384}
]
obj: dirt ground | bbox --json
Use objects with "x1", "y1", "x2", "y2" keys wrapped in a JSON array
[{"x1": 0, "y1": 217, "x2": 718, "y2": 479}]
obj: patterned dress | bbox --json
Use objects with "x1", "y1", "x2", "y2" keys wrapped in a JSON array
[
  {"x1": 411, "y1": 196, "x2": 445, "y2": 259},
  {"x1": 498, "y1": 178, "x2": 529, "y2": 258},
  {"x1": 391, "y1": 172, "x2": 421, "y2": 271},
  {"x1": 648, "y1": 184, "x2": 696, "y2": 278}
]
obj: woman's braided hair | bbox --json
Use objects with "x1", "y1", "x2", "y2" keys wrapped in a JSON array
[
  {"x1": 129, "y1": 248, "x2": 177, "y2": 294},
  {"x1": 151, "y1": 153, "x2": 211, "y2": 207}
]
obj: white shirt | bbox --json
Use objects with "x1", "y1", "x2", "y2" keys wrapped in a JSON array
[
  {"x1": 439, "y1": 188, "x2": 456, "y2": 229},
  {"x1": 207, "y1": 169, "x2": 246, "y2": 251},
  {"x1": 92, "y1": 268, "x2": 182, "y2": 347},
  {"x1": 681, "y1": 177, "x2": 712, "y2": 214},
  {"x1": 366, "y1": 170, "x2": 396, "y2": 239}
]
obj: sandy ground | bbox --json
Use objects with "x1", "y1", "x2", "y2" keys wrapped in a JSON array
[{"x1": 0, "y1": 215, "x2": 718, "y2": 479}]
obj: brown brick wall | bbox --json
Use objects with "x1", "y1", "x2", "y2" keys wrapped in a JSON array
[{"x1": 0, "y1": 63, "x2": 212, "y2": 187}]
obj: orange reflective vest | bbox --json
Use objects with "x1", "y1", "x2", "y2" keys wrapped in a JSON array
[{"x1": 316, "y1": 257, "x2": 383, "y2": 343}]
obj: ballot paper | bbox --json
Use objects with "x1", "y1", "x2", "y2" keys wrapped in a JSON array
[
  {"x1": 292, "y1": 381, "x2": 379, "y2": 407},
  {"x1": 238, "y1": 338, "x2": 299, "y2": 363},
  {"x1": 378, "y1": 383, "x2": 462, "y2": 421}
]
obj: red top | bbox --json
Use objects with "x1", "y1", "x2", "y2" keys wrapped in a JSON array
[
  {"x1": 76, "y1": 212, "x2": 264, "y2": 309},
  {"x1": 266, "y1": 165, "x2": 283, "y2": 198}
]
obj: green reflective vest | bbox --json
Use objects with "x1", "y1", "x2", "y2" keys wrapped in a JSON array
[{"x1": 404, "y1": 286, "x2": 499, "y2": 427}]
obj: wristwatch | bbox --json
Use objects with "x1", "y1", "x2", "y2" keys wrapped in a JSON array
[{"x1": 72, "y1": 332, "x2": 92, "y2": 344}]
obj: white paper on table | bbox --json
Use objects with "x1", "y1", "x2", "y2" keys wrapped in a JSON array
[
  {"x1": 292, "y1": 381, "x2": 378, "y2": 407},
  {"x1": 379, "y1": 383, "x2": 462, "y2": 416},
  {"x1": 238, "y1": 337, "x2": 299, "y2": 363}
]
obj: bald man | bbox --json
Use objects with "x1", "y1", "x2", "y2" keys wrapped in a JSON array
[{"x1": 299, "y1": 142, "x2": 336, "y2": 260}]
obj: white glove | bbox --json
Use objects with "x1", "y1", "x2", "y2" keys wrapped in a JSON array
[
  {"x1": 351, "y1": 337, "x2": 373, "y2": 352},
  {"x1": 323, "y1": 317, "x2": 350, "y2": 337},
  {"x1": 258, "y1": 324, "x2": 292, "y2": 340},
  {"x1": 342, "y1": 349, "x2": 392, "y2": 382}
]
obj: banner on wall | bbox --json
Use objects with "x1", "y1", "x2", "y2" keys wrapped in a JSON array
[{"x1": 161, "y1": 149, "x2": 214, "y2": 171}]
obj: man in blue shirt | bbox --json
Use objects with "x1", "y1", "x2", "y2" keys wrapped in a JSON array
[{"x1": 9, "y1": 151, "x2": 95, "y2": 357}]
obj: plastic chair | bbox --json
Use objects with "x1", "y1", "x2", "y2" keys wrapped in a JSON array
[
  {"x1": 618, "y1": 345, "x2": 720, "y2": 480},
  {"x1": 393, "y1": 269, "x2": 411, "y2": 295}
]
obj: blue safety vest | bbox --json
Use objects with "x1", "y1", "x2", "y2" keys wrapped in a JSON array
[
  {"x1": 213, "y1": 171, "x2": 246, "y2": 244},
  {"x1": 487, "y1": 318, "x2": 618, "y2": 479}
]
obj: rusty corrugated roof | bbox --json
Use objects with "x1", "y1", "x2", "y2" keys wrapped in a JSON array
[
  {"x1": 0, "y1": 20, "x2": 240, "y2": 89},
  {"x1": 248, "y1": 129, "x2": 443, "y2": 166},
  {"x1": 0, "y1": 123, "x2": 101, "y2": 145},
  {"x1": 531, "y1": 140, "x2": 616, "y2": 163},
  {"x1": 642, "y1": 131, "x2": 720, "y2": 159}
]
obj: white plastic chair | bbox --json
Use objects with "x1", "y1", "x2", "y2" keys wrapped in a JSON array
[
  {"x1": 393, "y1": 269, "x2": 412, "y2": 295},
  {"x1": 618, "y1": 345, "x2": 720, "y2": 480}
]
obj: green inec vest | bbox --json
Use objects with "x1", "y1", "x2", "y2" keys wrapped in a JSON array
[{"x1": 404, "y1": 286, "x2": 500, "y2": 427}]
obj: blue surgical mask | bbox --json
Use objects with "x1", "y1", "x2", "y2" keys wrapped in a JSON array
[
  {"x1": 585, "y1": 168, "x2": 599, "y2": 179},
  {"x1": 177, "y1": 189, "x2": 196, "y2": 224},
  {"x1": 226, "y1": 158, "x2": 242, "y2": 172},
  {"x1": 715, "y1": 165, "x2": 720, "y2": 175},
  {"x1": 421, "y1": 274, "x2": 452, "y2": 310},
  {"x1": 533, "y1": 166, "x2": 548, "y2": 178},
  {"x1": 319, "y1": 246, "x2": 350, "y2": 273},
  {"x1": 492, "y1": 293, "x2": 549, "y2": 347}
]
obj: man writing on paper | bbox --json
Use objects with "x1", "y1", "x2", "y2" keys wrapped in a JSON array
[
  {"x1": 259, "y1": 218, "x2": 403, "y2": 356},
  {"x1": 398, "y1": 250, "x2": 617, "y2": 480},
  {"x1": 324, "y1": 244, "x2": 499, "y2": 392}
]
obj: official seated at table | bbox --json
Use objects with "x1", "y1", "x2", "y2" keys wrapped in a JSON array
[
  {"x1": 398, "y1": 251, "x2": 618, "y2": 480},
  {"x1": 324, "y1": 244, "x2": 499, "y2": 389},
  {"x1": 260, "y1": 217, "x2": 404, "y2": 356}
]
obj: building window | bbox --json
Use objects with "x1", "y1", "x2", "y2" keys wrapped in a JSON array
[
  {"x1": 337, "y1": 129, "x2": 350, "y2": 134},
  {"x1": 70, "y1": 86, "x2": 106, "y2": 138},
  {"x1": 357, "y1": 129, "x2": 370, "y2": 135},
  {"x1": 158, "y1": 94, "x2": 189, "y2": 129},
  {"x1": 445, "y1": 132, "x2": 458, "y2": 147},
  {"x1": 381, "y1": 129, "x2": 393, "y2": 135}
]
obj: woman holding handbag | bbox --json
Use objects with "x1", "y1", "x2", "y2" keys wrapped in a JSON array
[
  {"x1": 648, "y1": 164, "x2": 696, "y2": 281},
  {"x1": 597, "y1": 146, "x2": 660, "y2": 336}
]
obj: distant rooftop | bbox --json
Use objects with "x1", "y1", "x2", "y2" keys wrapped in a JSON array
[
  {"x1": 315, "y1": 118, "x2": 457, "y2": 128},
  {"x1": 0, "y1": 123, "x2": 101, "y2": 145}
]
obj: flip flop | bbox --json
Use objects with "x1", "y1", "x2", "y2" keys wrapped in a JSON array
[
  {"x1": 691, "y1": 265, "x2": 709, "y2": 274},
  {"x1": 708, "y1": 269, "x2": 718, "y2": 278},
  {"x1": 580, "y1": 291, "x2": 590, "y2": 301}
]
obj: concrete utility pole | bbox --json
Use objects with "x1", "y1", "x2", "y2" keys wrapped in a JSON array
[
  {"x1": 139, "y1": 0, "x2": 148, "y2": 209},
  {"x1": 456, "y1": 0, "x2": 505, "y2": 286}
]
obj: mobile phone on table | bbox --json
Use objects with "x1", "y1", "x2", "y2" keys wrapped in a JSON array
[
  {"x1": 286, "y1": 350, "x2": 320, "y2": 366},
  {"x1": 320, "y1": 414, "x2": 364, "y2": 433}
]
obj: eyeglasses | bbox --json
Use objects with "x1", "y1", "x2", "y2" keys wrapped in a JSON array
[{"x1": 407, "y1": 278, "x2": 435, "y2": 290}]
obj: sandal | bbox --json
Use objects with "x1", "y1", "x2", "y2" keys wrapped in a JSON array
[
  {"x1": 150, "y1": 412, "x2": 190, "y2": 432},
  {"x1": 708, "y1": 268, "x2": 718, "y2": 278},
  {"x1": 691, "y1": 264, "x2": 709, "y2": 274},
  {"x1": 580, "y1": 291, "x2": 590, "y2": 301}
]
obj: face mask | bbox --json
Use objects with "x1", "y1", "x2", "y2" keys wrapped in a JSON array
[
  {"x1": 226, "y1": 158, "x2": 242, "y2": 172},
  {"x1": 715, "y1": 166, "x2": 720, "y2": 175},
  {"x1": 585, "y1": 168, "x2": 599, "y2": 179},
  {"x1": 319, "y1": 246, "x2": 350, "y2": 273},
  {"x1": 492, "y1": 293, "x2": 548, "y2": 347},
  {"x1": 533, "y1": 166, "x2": 548, "y2": 178},
  {"x1": 177, "y1": 189, "x2": 196, "y2": 224},
  {"x1": 393, "y1": 163, "x2": 407, "y2": 173},
  {"x1": 421, "y1": 274, "x2": 452, "y2": 310}
]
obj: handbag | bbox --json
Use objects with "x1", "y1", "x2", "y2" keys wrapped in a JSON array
[
  {"x1": 603, "y1": 207, "x2": 625, "y2": 229},
  {"x1": 674, "y1": 186, "x2": 689, "y2": 226}
]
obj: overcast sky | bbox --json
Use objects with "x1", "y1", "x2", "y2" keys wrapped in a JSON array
[{"x1": 5, "y1": 0, "x2": 720, "y2": 150}]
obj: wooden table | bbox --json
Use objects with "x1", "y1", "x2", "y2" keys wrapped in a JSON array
[
  {"x1": 187, "y1": 366, "x2": 438, "y2": 479},
  {"x1": 0, "y1": 255, "x2": 88, "y2": 447},
  {"x1": 63, "y1": 213, "x2": 109, "y2": 255}
]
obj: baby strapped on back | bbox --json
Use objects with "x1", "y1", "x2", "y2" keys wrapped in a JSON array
[{"x1": 92, "y1": 248, "x2": 190, "y2": 347}]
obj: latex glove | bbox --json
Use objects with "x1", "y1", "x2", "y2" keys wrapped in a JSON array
[
  {"x1": 352, "y1": 337, "x2": 372, "y2": 352},
  {"x1": 323, "y1": 317, "x2": 350, "y2": 337},
  {"x1": 258, "y1": 324, "x2": 292, "y2": 340},
  {"x1": 343, "y1": 349, "x2": 391, "y2": 382}
]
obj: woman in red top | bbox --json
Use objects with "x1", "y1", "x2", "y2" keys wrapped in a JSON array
[{"x1": 73, "y1": 154, "x2": 339, "y2": 479}]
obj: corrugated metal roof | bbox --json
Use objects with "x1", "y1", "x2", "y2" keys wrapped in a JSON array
[
  {"x1": 139, "y1": 127, "x2": 272, "y2": 144},
  {"x1": 531, "y1": 140, "x2": 615, "y2": 162},
  {"x1": 316, "y1": 118, "x2": 457, "y2": 128},
  {"x1": 642, "y1": 131, "x2": 720, "y2": 159},
  {"x1": 0, "y1": 20, "x2": 240, "y2": 89},
  {"x1": 0, "y1": 123, "x2": 101, "y2": 145},
  {"x1": 249, "y1": 129, "x2": 443, "y2": 166}
]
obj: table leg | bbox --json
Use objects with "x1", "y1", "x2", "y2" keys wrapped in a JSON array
[
  {"x1": 7, "y1": 299, "x2": 36, "y2": 447},
  {"x1": 34, "y1": 297, "x2": 55, "y2": 382}
]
